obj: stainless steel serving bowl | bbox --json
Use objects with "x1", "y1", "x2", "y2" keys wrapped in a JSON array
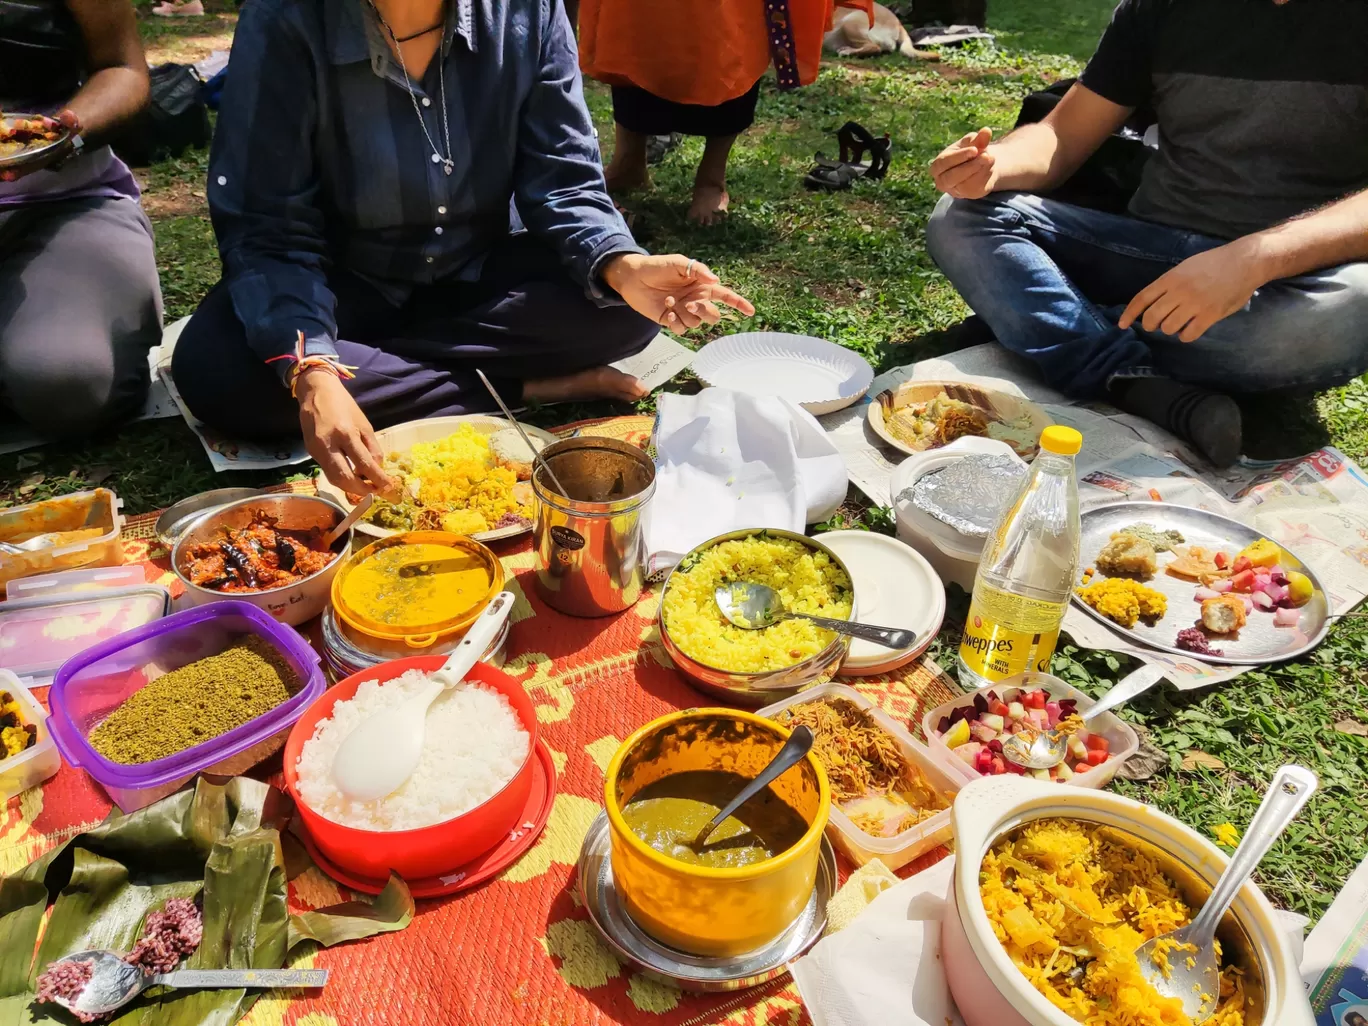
[
  {"x1": 172, "y1": 494, "x2": 349, "y2": 627},
  {"x1": 658, "y1": 528, "x2": 856, "y2": 707}
]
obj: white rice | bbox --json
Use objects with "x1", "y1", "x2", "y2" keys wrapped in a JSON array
[{"x1": 295, "y1": 669, "x2": 530, "y2": 831}]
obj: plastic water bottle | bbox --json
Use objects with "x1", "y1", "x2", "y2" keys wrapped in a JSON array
[{"x1": 957, "y1": 425, "x2": 1082, "y2": 687}]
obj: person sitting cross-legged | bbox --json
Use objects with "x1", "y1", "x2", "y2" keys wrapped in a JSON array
[
  {"x1": 924, "y1": 0, "x2": 1368, "y2": 467},
  {"x1": 171, "y1": 0, "x2": 752, "y2": 495}
]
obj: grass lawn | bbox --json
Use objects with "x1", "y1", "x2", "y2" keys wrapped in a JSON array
[{"x1": 10, "y1": 0, "x2": 1365, "y2": 921}]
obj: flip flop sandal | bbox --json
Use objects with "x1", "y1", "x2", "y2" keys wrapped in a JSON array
[{"x1": 803, "y1": 121, "x2": 892, "y2": 190}]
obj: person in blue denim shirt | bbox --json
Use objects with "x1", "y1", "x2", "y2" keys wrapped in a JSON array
[
  {"x1": 171, "y1": 0, "x2": 751, "y2": 495},
  {"x1": 924, "y1": 0, "x2": 1368, "y2": 468}
]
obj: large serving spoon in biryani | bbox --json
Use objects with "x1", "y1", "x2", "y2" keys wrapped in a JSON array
[
  {"x1": 44, "y1": 950, "x2": 326, "y2": 1018},
  {"x1": 1136, "y1": 764, "x2": 1317, "y2": 1023},
  {"x1": 331, "y1": 591, "x2": 515, "y2": 801},
  {"x1": 714, "y1": 580, "x2": 917, "y2": 650}
]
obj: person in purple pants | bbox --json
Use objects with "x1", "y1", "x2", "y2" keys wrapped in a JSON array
[
  {"x1": 0, "y1": 0, "x2": 160, "y2": 438},
  {"x1": 924, "y1": 0, "x2": 1368, "y2": 467},
  {"x1": 171, "y1": 0, "x2": 752, "y2": 495}
]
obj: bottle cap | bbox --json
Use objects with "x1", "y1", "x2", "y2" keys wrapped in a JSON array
[{"x1": 1040, "y1": 425, "x2": 1082, "y2": 456}]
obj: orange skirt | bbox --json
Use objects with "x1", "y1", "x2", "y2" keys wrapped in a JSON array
[{"x1": 579, "y1": 0, "x2": 872, "y2": 108}]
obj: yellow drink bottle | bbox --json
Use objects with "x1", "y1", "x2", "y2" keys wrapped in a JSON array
[{"x1": 958, "y1": 426, "x2": 1082, "y2": 686}]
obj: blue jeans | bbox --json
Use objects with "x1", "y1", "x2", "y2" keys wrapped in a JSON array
[{"x1": 925, "y1": 192, "x2": 1368, "y2": 399}]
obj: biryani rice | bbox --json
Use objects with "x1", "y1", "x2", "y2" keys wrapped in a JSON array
[
  {"x1": 981, "y1": 818, "x2": 1252, "y2": 1026},
  {"x1": 662, "y1": 534, "x2": 853, "y2": 673},
  {"x1": 368, "y1": 425, "x2": 530, "y2": 534}
]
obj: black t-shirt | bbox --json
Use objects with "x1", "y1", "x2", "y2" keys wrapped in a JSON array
[{"x1": 1079, "y1": 0, "x2": 1368, "y2": 239}]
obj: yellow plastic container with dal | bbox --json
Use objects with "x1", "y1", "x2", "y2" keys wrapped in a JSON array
[
  {"x1": 604, "y1": 709, "x2": 830, "y2": 958},
  {"x1": 331, "y1": 532, "x2": 503, "y2": 648}
]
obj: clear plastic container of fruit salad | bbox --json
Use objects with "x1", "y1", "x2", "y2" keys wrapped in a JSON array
[{"x1": 921, "y1": 671, "x2": 1139, "y2": 790}]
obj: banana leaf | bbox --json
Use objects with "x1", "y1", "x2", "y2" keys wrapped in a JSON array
[{"x1": 0, "y1": 777, "x2": 413, "y2": 1026}]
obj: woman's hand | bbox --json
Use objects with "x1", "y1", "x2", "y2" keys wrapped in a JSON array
[
  {"x1": 296, "y1": 367, "x2": 394, "y2": 495},
  {"x1": 0, "y1": 112, "x2": 78, "y2": 182},
  {"x1": 601, "y1": 253, "x2": 755, "y2": 331}
]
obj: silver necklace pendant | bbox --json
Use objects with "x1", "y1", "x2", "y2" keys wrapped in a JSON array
[{"x1": 443, "y1": 161, "x2": 454, "y2": 176}]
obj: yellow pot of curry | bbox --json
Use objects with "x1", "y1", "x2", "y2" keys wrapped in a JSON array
[
  {"x1": 330, "y1": 532, "x2": 504, "y2": 648},
  {"x1": 604, "y1": 709, "x2": 830, "y2": 957}
]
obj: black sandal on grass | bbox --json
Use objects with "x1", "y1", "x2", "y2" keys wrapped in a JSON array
[{"x1": 803, "y1": 121, "x2": 892, "y2": 190}]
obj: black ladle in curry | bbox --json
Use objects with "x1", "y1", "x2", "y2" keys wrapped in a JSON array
[{"x1": 691, "y1": 726, "x2": 815, "y2": 850}]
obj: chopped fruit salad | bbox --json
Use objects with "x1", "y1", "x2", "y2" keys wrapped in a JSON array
[{"x1": 932, "y1": 685, "x2": 1113, "y2": 783}]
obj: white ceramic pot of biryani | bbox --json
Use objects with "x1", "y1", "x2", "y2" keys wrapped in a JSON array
[
  {"x1": 942, "y1": 775, "x2": 1312, "y2": 1026},
  {"x1": 658, "y1": 528, "x2": 856, "y2": 707},
  {"x1": 173, "y1": 495, "x2": 350, "y2": 627},
  {"x1": 532, "y1": 436, "x2": 656, "y2": 617}
]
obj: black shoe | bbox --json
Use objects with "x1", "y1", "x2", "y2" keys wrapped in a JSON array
[{"x1": 1113, "y1": 375, "x2": 1243, "y2": 468}]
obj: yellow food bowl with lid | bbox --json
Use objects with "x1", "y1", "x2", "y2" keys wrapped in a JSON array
[
  {"x1": 330, "y1": 531, "x2": 504, "y2": 649},
  {"x1": 603, "y1": 708, "x2": 830, "y2": 957}
]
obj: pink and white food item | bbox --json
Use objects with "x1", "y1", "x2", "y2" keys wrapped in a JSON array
[{"x1": 932, "y1": 686, "x2": 1112, "y2": 782}]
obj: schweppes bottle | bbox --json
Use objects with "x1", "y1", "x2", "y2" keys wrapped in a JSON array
[{"x1": 958, "y1": 426, "x2": 1082, "y2": 686}]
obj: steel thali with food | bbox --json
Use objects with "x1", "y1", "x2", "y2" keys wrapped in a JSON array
[{"x1": 1074, "y1": 502, "x2": 1330, "y2": 665}]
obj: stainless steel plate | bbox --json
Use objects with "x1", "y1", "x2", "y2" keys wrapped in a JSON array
[
  {"x1": 1074, "y1": 502, "x2": 1330, "y2": 666},
  {"x1": 0, "y1": 113, "x2": 73, "y2": 172},
  {"x1": 576, "y1": 811, "x2": 835, "y2": 993}
]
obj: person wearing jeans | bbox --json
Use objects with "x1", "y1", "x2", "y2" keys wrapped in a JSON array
[{"x1": 924, "y1": 0, "x2": 1368, "y2": 467}]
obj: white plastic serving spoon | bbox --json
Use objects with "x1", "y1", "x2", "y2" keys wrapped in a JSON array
[{"x1": 331, "y1": 591, "x2": 515, "y2": 802}]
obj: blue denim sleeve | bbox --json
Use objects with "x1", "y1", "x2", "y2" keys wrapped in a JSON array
[
  {"x1": 206, "y1": 0, "x2": 339, "y2": 384},
  {"x1": 512, "y1": 0, "x2": 645, "y2": 304}
]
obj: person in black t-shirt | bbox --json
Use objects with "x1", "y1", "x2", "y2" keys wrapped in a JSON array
[{"x1": 924, "y1": 0, "x2": 1368, "y2": 468}]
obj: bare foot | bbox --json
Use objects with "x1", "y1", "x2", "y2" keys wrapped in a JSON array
[
  {"x1": 523, "y1": 366, "x2": 649, "y2": 405},
  {"x1": 605, "y1": 157, "x2": 649, "y2": 195},
  {"x1": 688, "y1": 182, "x2": 730, "y2": 225}
]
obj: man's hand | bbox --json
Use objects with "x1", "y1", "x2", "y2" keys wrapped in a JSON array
[
  {"x1": 1119, "y1": 243, "x2": 1264, "y2": 342},
  {"x1": 602, "y1": 253, "x2": 755, "y2": 331},
  {"x1": 930, "y1": 128, "x2": 997, "y2": 199},
  {"x1": 296, "y1": 367, "x2": 393, "y2": 495}
]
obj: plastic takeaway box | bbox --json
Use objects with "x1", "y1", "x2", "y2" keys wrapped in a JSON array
[
  {"x1": 6, "y1": 564, "x2": 148, "y2": 601},
  {"x1": 0, "y1": 669, "x2": 60, "y2": 801},
  {"x1": 0, "y1": 488, "x2": 125, "y2": 587},
  {"x1": 921, "y1": 671, "x2": 1140, "y2": 790},
  {"x1": 758, "y1": 682, "x2": 961, "y2": 871},
  {"x1": 47, "y1": 601, "x2": 325, "y2": 812},
  {"x1": 0, "y1": 586, "x2": 169, "y2": 687}
]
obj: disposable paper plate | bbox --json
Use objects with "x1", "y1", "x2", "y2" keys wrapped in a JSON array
[
  {"x1": 692, "y1": 333, "x2": 874, "y2": 416},
  {"x1": 315, "y1": 414, "x2": 558, "y2": 543},
  {"x1": 868, "y1": 379, "x2": 1053, "y2": 460}
]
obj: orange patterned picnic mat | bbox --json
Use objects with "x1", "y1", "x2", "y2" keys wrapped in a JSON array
[{"x1": 5, "y1": 416, "x2": 960, "y2": 1026}]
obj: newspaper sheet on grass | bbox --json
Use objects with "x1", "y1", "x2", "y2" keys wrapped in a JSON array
[
  {"x1": 156, "y1": 319, "x2": 696, "y2": 472},
  {"x1": 820, "y1": 344, "x2": 1368, "y2": 690},
  {"x1": 1304, "y1": 852, "x2": 1368, "y2": 1026}
]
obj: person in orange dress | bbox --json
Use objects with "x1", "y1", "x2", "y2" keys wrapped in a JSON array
[{"x1": 580, "y1": 0, "x2": 870, "y2": 224}]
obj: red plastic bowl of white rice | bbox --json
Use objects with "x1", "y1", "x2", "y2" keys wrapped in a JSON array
[{"x1": 283, "y1": 655, "x2": 540, "y2": 880}]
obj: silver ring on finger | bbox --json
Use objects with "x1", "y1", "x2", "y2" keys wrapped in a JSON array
[{"x1": 685, "y1": 259, "x2": 695, "y2": 279}]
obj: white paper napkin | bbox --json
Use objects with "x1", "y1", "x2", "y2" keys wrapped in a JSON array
[
  {"x1": 791, "y1": 858, "x2": 963, "y2": 1026},
  {"x1": 643, "y1": 389, "x2": 847, "y2": 575}
]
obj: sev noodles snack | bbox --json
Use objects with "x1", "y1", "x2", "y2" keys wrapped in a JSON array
[
  {"x1": 776, "y1": 697, "x2": 949, "y2": 837},
  {"x1": 981, "y1": 818, "x2": 1254, "y2": 1026}
]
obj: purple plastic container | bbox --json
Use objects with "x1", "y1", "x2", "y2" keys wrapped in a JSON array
[{"x1": 48, "y1": 600, "x2": 324, "y2": 812}]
